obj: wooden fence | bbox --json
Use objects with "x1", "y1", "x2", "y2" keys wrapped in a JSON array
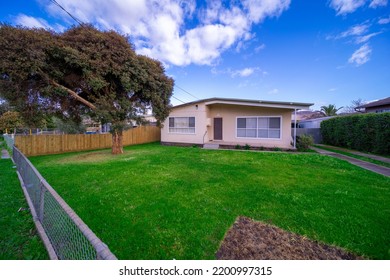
[{"x1": 15, "y1": 126, "x2": 161, "y2": 156}]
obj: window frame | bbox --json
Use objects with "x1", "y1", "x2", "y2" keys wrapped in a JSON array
[
  {"x1": 236, "y1": 116, "x2": 282, "y2": 140},
  {"x1": 168, "y1": 116, "x2": 196, "y2": 134}
]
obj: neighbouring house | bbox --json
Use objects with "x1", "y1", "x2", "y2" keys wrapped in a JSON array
[
  {"x1": 291, "y1": 110, "x2": 324, "y2": 124},
  {"x1": 161, "y1": 97, "x2": 313, "y2": 149},
  {"x1": 131, "y1": 114, "x2": 158, "y2": 127},
  {"x1": 355, "y1": 97, "x2": 390, "y2": 113}
]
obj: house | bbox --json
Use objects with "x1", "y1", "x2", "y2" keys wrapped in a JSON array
[
  {"x1": 291, "y1": 110, "x2": 324, "y2": 123},
  {"x1": 355, "y1": 97, "x2": 390, "y2": 113},
  {"x1": 161, "y1": 98, "x2": 313, "y2": 149}
]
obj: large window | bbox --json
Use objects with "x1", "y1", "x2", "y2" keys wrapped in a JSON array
[
  {"x1": 237, "y1": 117, "x2": 281, "y2": 139},
  {"x1": 169, "y1": 117, "x2": 195, "y2": 134}
]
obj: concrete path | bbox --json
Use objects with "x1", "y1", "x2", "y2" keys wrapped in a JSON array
[
  {"x1": 1, "y1": 149, "x2": 10, "y2": 159},
  {"x1": 316, "y1": 144, "x2": 390, "y2": 164},
  {"x1": 1, "y1": 140, "x2": 10, "y2": 159},
  {"x1": 311, "y1": 146, "x2": 390, "y2": 177}
]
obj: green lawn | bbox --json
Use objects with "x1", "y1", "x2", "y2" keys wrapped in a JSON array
[
  {"x1": 29, "y1": 143, "x2": 390, "y2": 260},
  {"x1": 0, "y1": 159, "x2": 48, "y2": 260}
]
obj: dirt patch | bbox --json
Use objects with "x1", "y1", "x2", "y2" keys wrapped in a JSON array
[
  {"x1": 216, "y1": 217, "x2": 363, "y2": 260},
  {"x1": 57, "y1": 150, "x2": 134, "y2": 164}
]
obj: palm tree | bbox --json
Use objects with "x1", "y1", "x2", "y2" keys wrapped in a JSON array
[{"x1": 320, "y1": 104, "x2": 343, "y2": 116}]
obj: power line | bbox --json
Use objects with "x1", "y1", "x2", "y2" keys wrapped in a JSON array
[
  {"x1": 175, "y1": 84, "x2": 200, "y2": 100},
  {"x1": 171, "y1": 95, "x2": 186, "y2": 104},
  {"x1": 49, "y1": 0, "x2": 83, "y2": 25}
]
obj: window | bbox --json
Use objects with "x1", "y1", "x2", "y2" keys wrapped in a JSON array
[
  {"x1": 376, "y1": 109, "x2": 390, "y2": 113},
  {"x1": 169, "y1": 117, "x2": 195, "y2": 134},
  {"x1": 236, "y1": 117, "x2": 281, "y2": 139}
]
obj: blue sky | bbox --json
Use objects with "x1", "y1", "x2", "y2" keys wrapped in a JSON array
[{"x1": 1, "y1": 0, "x2": 389, "y2": 110}]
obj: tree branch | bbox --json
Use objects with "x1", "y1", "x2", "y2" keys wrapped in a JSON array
[{"x1": 50, "y1": 80, "x2": 96, "y2": 110}]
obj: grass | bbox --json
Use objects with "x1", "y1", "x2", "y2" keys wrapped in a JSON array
[
  {"x1": 0, "y1": 158, "x2": 48, "y2": 260},
  {"x1": 28, "y1": 143, "x2": 390, "y2": 260},
  {"x1": 314, "y1": 145, "x2": 390, "y2": 169}
]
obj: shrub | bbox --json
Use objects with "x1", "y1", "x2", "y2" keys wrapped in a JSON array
[
  {"x1": 235, "y1": 144, "x2": 242, "y2": 149},
  {"x1": 244, "y1": 144, "x2": 251, "y2": 150},
  {"x1": 321, "y1": 113, "x2": 390, "y2": 155},
  {"x1": 296, "y1": 134, "x2": 314, "y2": 152}
]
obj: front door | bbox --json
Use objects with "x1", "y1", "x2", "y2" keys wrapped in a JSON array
[{"x1": 214, "y1": 118, "x2": 223, "y2": 140}]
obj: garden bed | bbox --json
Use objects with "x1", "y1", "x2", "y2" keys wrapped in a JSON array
[{"x1": 217, "y1": 217, "x2": 363, "y2": 260}]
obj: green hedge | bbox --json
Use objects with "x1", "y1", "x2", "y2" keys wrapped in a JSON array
[{"x1": 320, "y1": 113, "x2": 390, "y2": 155}]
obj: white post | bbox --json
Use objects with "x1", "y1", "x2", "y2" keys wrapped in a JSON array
[{"x1": 293, "y1": 108, "x2": 297, "y2": 149}]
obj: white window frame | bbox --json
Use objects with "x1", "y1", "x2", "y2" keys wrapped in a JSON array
[
  {"x1": 168, "y1": 116, "x2": 196, "y2": 134},
  {"x1": 236, "y1": 116, "x2": 282, "y2": 140}
]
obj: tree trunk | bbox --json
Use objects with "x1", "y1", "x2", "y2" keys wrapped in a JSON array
[{"x1": 112, "y1": 130, "x2": 124, "y2": 154}]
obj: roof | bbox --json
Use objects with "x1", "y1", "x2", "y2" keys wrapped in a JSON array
[
  {"x1": 173, "y1": 97, "x2": 314, "y2": 110},
  {"x1": 355, "y1": 97, "x2": 390, "y2": 109}
]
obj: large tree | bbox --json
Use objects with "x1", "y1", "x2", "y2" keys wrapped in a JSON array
[{"x1": 0, "y1": 24, "x2": 173, "y2": 154}]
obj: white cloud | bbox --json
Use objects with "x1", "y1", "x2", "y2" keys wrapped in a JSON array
[
  {"x1": 267, "y1": 88, "x2": 279, "y2": 95},
  {"x1": 355, "y1": 31, "x2": 382, "y2": 43},
  {"x1": 348, "y1": 44, "x2": 372, "y2": 66},
  {"x1": 378, "y1": 15, "x2": 390, "y2": 24},
  {"x1": 326, "y1": 23, "x2": 370, "y2": 41},
  {"x1": 254, "y1": 43, "x2": 266, "y2": 52},
  {"x1": 14, "y1": 14, "x2": 50, "y2": 29},
  {"x1": 329, "y1": 0, "x2": 366, "y2": 15},
  {"x1": 40, "y1": 0, "x2": 291, "y2": 66},
  {"x1": 329, "y1": 22, "x2": 383, "y2": 44},
  {"x1": 329, "y1": 0, "x2": 388, "y2": 15},
  {"x1": 341, "y1": 23, "x2": 370, "y2": 37},
  {"x1": 369, "y1": 0, "x2": 388, "y2": 8},
  {"x1": 212, "y1": 67, "x2": 261, "y2": 78},
  {"x1": 328, "y1": 88, "x2": 338, "y2": 92},
  {"x1": 231, "y1": 68, "x2": 256, "y2": 77},
  {"x1": 242, "y1": 0, "x2": 291, "y2": 23},
  {"x1": 13, "y1": 14, "x2": 65, "y2": 31}
]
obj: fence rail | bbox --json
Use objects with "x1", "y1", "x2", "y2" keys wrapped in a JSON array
[
  {"x1": 12, "y1": 146, "x2": 117, "y2": 260},
  {"x1": 15, "y1": 125, "x2": 161, "y2": 156}
]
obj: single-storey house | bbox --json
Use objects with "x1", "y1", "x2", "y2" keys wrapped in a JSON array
[
  {"x1": 355, "y1": 97, "x2": 390, "y2": 113},
  {"x1": 161, "y1": 98, "x2": 313, "y2": 149}
]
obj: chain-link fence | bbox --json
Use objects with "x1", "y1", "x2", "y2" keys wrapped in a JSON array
[
  {"x1": 3, "y1": 134, "x2": 14, "y2": 150},
  {"x1": 12, "y1": 146, "x2": 117, "y2": 260}
]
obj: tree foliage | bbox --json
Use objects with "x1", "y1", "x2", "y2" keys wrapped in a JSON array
[
  {"x1": 53, "y1": 117, "x2": 86, "y2": 134},
  {"x1": 0, "y1": 99, "x2": 10, "y2": 116},
  {"x1": 0, "y1": 111, "x2": 25, "y2": 133},
  {"x1": 0, "y1": 24, "x2": 173, "y2": 153},
  {"x1": 342, "y1": 98, "x2": 366, "y2": 113},
  {"x1": 320, "y1": 104, "x2": 343, "y2": 116}
]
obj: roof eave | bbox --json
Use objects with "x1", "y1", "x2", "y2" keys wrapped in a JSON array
[{"x1": 172, "y1": 97, "x2": 313, "y2": 110}]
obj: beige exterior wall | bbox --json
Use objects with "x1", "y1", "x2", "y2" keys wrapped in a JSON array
[
  {"x1": 207, "y1": 104, "x2": 293, "y2": 148},
  {"x1": 161, "y1": 102, "x2": 210, "y2": 144},
  {"x1": 162, "y1": 101, "x2": 295, "y2": 148},
  {"x1": 365, "y1": 105, "x2": 390, "y2": 113}
]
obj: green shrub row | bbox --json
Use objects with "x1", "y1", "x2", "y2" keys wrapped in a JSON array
[{"x1": 320, "y1": 113, "x2": 390, "y2": 155}]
